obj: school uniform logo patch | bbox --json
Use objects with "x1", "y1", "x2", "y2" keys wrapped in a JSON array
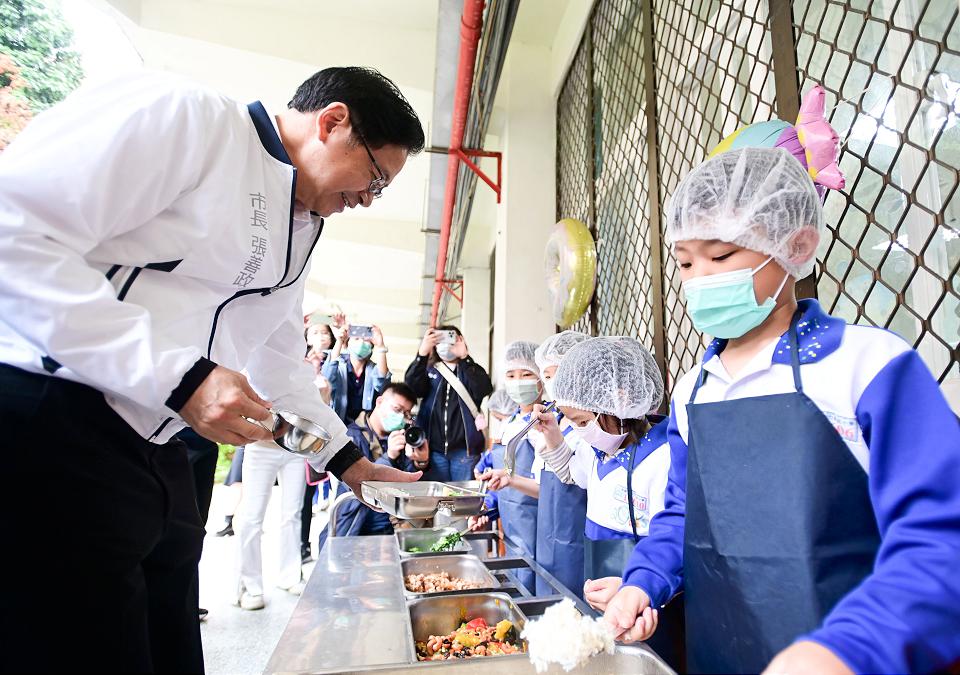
[{"x1": 823, "y1": 410, "x2": 860, "y2": 443}]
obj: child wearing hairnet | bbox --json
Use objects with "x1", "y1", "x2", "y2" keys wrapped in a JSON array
[
  {"x1": 485, "y1": 387, "x2": 519, "y2": 446},
  {"x1": 533, "y1": 335, "x2": 682, "y2": 668},
  {"x1": 478, "y1": 340, "x2": 544, "y2": 593},
  {"x1": 603, "y1": 147, "x2": 960, "y2": 674},
  {"x1": 528, "y1": 331, "x2": 590, "y2": 599},
  {"x1": 464, "y1": 389, "x2": 518, "y2": 535}
]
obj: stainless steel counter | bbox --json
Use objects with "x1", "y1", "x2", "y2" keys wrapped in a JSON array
[{"x1": 265, "y1": 535, "x2": 674, "y2": 675}]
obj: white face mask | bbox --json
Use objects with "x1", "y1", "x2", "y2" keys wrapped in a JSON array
[
  {"x1": 436, "y1": 344, "x2": 456, "y2": 362},
  {"x1": 543, "y1": 379, "x2": 556, "y2": 402},
  {"x1": 571, "y1": 416, "x2": 627, "y2": 456},
  {"x1": 505, "y1": 379, "x2": 541, "y2": 405}
]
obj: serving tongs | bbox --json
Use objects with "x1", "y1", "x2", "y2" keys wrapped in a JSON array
[{"x1": 503, "y1": 401, "x2": 556, "y2": 476}]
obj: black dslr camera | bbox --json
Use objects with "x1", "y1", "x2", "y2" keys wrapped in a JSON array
[{"x1": 404, "y1": 423, "x2": 426, "y2": 449}]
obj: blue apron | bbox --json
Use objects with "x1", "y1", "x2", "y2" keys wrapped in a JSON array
[
  {"x1": 583, "y1": 417, "x2": 666, "y2": 579},
  {"x1": 584, "y1": 439, "x2": 643, "y2": 580},
  {"x1": 683, "y1": 310, "x2": 881, "y2": 673},
  {"x1": 535, "y1": 469, "x2": 587, "y2": 598},
  {"x1": 489, "y1": 440, "x2": 538, "y2": 593}
]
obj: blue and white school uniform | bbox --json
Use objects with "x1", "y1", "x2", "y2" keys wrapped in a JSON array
[
  {"x1": 623, "y1": 299, "x2": 960, "y2": 673},
  {"x1": 566, "y1": 417, "x2": 671, "y2": 579},
  {"x1": 533, "y1": 414, "x2": 588, "y2": 598},
  {"x1": 488, "y1": 411, "x2": 540, "y2": 593}
]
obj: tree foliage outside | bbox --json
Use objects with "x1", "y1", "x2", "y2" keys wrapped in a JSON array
[
  {"x1": 0, "y1": 54, "x2": 32, "y2": 150},
  {"x1": 0, "y1": 0, "x2": 83, "y2": 113}
]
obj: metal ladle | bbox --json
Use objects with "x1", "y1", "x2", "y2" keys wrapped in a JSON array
[
  {"x1": 503, "y1": 401, "x2": 556, "y2": 476},
  {"x1": 249, "y1": 409, "x2": 333, "y2": 458}
]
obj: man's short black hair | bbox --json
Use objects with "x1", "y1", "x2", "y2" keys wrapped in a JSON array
[
  {"x1": 289, "y1": 67, "x2": 425, "y2": 155},
  {"x1": 382, "y1": 382, "x2": 418, "y2": 406}
]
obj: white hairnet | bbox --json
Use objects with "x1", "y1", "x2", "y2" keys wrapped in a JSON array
[
  {"x1": 666, "y1": 147, "x2": 824, "y2": 279},
  {"x1": 486, "y1": 389, "x2": 519, "y2": 416},
  {"x1": 553, "y1": 337, "x2": 664, "y2": 419},
  {"x1": 535, "y1": 330, "x2": 591, "y2": 373},
  {"x1": 503, "y1": 340, "x2": 539, "y2": 376}
]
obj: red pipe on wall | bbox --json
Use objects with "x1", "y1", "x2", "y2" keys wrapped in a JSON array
[{"x1": 430, "y1": 0, "x2": 486, "y2": 327}]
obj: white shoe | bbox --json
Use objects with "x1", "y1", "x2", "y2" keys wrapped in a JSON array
[
  {"x1": 236, "y1": 590, "x2": 265, "y2": 611},
  {"x1": 280, "y1": 580, "x2": 306, "y2": 596}
]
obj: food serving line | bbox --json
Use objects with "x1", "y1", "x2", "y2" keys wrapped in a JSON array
[{"x1": 264, "y1": 482, "x2": 676, "y2": 674}]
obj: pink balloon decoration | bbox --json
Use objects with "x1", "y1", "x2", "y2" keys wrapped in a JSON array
[{"x1": 795, "y1": 85, "x2": 846, "y2": 191}]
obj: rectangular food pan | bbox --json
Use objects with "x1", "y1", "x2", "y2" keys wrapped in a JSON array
[
  {"x1": 361, "y1": 481, "x2": 486, "y2": 520},
  {"x1": 407, "y1": 592, "x2": 527, "y2": 661},
  {"x1": 401, "y1": 554, "x2": 499, "y2": 598},
  {"x1": 396, "y1": 527, "x2": 471, "y2": 557}
]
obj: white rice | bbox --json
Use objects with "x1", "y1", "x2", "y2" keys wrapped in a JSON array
[{"x1": 521, "y1": 598, "x2": 615, "y2": 672}]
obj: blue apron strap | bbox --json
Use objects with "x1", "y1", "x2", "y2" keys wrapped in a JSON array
[
  {"x1": 626, "y1": 440, "x2": 640, "y2": 543},
  {"x1": 688, "y1": 368, "x2": 707, "y2": 404},
  {"x1": 787, "y1": 308, "x2": 805, "y2": 393}
]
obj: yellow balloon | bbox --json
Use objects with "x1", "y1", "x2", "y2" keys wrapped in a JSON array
[{"x1": 544, "y1": 218, "x2": 597, "y2": 328}]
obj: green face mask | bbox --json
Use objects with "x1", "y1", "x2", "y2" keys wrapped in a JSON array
[
  {"x1": 381, "y1": 410, "x2": 406, "y2": 433},
  {"x1": 349, "y1": 340, "x2": 373, "y2": 360},
  {"x1": 505, "y1": 379, "x2": 541, "y2": 405},
  {"x1": 682, "y1": 256, "x2": 790, "y2": 339}
]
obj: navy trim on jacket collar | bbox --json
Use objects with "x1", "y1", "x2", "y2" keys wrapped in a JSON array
[{"x1": 247, "y1": 101, "x2": 292, "y2": 165}]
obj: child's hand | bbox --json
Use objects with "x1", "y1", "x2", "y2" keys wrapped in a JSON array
[
  {"x1": 386, "y1": 430, "x2": 405, "y2": 460},
  {"x1": 763, "y1": 641, "x2": 852, "y2": 675},
  {"x1": 478, "y1": 468, "x2": 511, "y2": 491},
  {"x1": 603, "y1": 585, "x2": 657, "y2": 642},
  {"x1": 584, "y1": 576, "x2": 622, "y2": 611},
  {"x1": 532, "y1": 403, "x2": 564, "y2": 449},
  {"x1": 467, "y1": 514, "x2": 489, "y2": 531}
]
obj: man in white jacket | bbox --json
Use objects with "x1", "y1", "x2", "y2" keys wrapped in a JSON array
[{"x1": 0, "y1": 66, "x2": 424, "y2": 672}]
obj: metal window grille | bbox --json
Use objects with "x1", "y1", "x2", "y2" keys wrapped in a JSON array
[{"x1": 556, "y1": 0, "x2": 959, "y2": 399}]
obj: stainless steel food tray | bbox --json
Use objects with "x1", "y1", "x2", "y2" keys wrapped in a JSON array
[
  {"x1": 401, "y1": 554, "x2": 500, "y2": 598},
  {"x1": 396, "y1": 527, "x2": 471, "y2": 557},
  {"x1": 362, "y1": 481, "x2": 486, "y2": 519},
  {"x1": 446, "y1": 480, "x2": 484, "y2": 492},
  {"x1": 408, "y1": 592, "x2": 527, "y2": 659}
]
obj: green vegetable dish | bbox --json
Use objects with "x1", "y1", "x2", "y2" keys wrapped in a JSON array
[{"x1": 430, "y1": 532, "x2": 463, "y2": 552}]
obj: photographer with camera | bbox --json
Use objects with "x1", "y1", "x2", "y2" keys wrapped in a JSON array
[
  {"x1": 385, "y1": 417, "x2": 434, "y2": 475},
  {"x1": 404, "y1": 326, "x2": 493, "y2": 482},
  {"x1": 318, "y1": 383, "x2": 419, "y2": 546},
  {"x1": 322, "y1": 323, "x2": 391, "y2": 423}
]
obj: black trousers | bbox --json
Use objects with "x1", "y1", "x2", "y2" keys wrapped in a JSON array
[
  {"x1": 0, "y1": 365, "x2": 206, "y2": 673},
  {"x1": 301, "y1": 482, "x2": 317, "y2": 546},
  {"x1": 177, "y1": 427, "x2": 218, "y2": 526}
]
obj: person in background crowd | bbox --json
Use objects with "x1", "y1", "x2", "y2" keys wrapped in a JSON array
[
  {"x1": 464, "y1": 390, "x2": 516, "y2": 534},
  {"x1": 480, "y1": 341, "x2": 543, "y2": 593},
  {"x1": 486, "y1": 387, "x2": 518, "y2": 447},
  {"x1": 530, "y1": 331, "x2": 591, "y2": 599},
  {"x1": 300, "y1": 319, "x2": 337, "y2": 563},
  {"x1": 318, "y1": 383, "x2": 419, "y2": 548},
  {"x1": 304, "y1": 322, "x2": 336, "y2": 406},
  {"x1": 234, "y1": 433, "x2": 310, "y2": 610},
  {"x1": 405, "y1": 326, "x2": 493, "y2": 481},
  {"x1": 215, "y1": 446, "x2": 244, "y2": 537},
  {"x1": 323, "y1": 324, "x2": 391, "y2": 424}
]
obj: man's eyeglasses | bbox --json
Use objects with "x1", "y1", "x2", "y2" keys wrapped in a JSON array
[{"x1": 358, "y1": 133, "x2": 387, "y2": 199}]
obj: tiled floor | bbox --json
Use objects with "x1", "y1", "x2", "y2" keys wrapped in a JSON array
[{"x1": 199, "y1": 484, "x2": 330, "y2": 674}]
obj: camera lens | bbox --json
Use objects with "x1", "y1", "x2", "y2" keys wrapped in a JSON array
[{"x1": 404, "y1": 424, "x2": 426, "y2": 448}]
